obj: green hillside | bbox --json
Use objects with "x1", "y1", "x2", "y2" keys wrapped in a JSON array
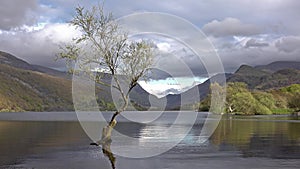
[
  {"x1": 258, "y1": 69, "x2": 300, "y2": 90},
  {"x1": 0, "y1": 63, "x2": 73, "y2": 112},
  {"x1": 228, "y1": 65, "x2": 300, "y2": 90}
]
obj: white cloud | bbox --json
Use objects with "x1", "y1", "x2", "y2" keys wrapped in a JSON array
[
  {"x1": 202, "y1": 18, "x2": 261, "y2": 37},
  {"x1": 275, "y1": 36, "x2": 300, "y2": 53},
  {"x1": 0, "y1": 23, "x2": 80, "y2": 68},
  {"x1": 156, "y1": 42, "x2": 171, "y2": 53}
]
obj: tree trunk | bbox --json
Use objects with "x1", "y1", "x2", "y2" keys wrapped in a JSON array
[
  {"x1": 97, "y1": 111, "x2": 119, "y2": 145},
  {"x1": 98, "y1": 100, "x2": 128, "y2": 145},
  {"x1": 109, "y1": 111, "x2": 120, "y2": 125}
]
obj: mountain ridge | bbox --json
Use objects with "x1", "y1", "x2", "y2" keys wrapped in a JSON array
[
  {"x1": 0, "y1": 51, "x2": 68, "y2": 78},
  {"x1": 0, "y1": 51, "x2": 300, "y2": 111},
  {"x1": 0, "y1": 63, "x2": 73, "y2": 112},
  {"x1": 255, "y1": 61, "x2": 300, "y2": 73}
]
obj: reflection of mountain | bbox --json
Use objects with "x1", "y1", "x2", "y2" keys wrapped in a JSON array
[
  {"x1": 211, "y1": 117, "x2": 300, "y2": 159},
  {"x1": 245, "y1": 134, "x2": 300, "y2": 158},
  {"x1": 0, "y1": 121, "x2": 89, "y2": 166}
]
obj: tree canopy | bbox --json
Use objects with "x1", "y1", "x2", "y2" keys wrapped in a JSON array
[{"x1": 58, "y1": 4, "x2": 155, "y2": 124}]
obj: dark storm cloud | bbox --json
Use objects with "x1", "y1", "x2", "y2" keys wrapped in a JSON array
[{"x1": 0, "y1": 0, "x2": 38, "y2": 30}]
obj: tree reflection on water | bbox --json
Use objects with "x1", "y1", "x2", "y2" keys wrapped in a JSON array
[{"x1": 102, "y1": 142, "x2": 116, "y2": 169}]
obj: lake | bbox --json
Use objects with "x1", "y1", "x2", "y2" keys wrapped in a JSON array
[{"x1": 0, "y1": 112, "x2": 300, "y2": 169}]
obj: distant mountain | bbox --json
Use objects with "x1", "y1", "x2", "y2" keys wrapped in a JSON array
[
  {"x1": 163, "y1": 62, "x2": 300, "y2": 109},
  {"x1": 0, "y1": 51, "x2": 33, "y2": 70},
  {"x1": 0, "y1": 51, "x2": 156, "y2": 111},
  {"x1": 0, "y1": 51, "x2": 67, "y2": 78},
  {"x1": 227, "y1": 64, "x2": 300, "y2": 90},
  {"x1": 162, "y1": 73, "x2": 229, "y2": 110},
  {"x1": 257, "y1": 68, "x2": 300, "y2": 90},
  {"x1": 255, "y1": 61, "x2": 300, "y2": 72},
  {"x1": 91, "y1": 60, "x2": 300, "y2": 110},
  {"x1": 227, "y1": 65, "x2": 271, "y2": 89},
  {"x1": 1, "y1": 51, "x2": 300, "y2": 111}
]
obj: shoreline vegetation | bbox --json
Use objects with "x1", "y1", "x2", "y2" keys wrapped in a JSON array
[{"x1": 198, "y1": 83, "x2": 300, "y2": 116}]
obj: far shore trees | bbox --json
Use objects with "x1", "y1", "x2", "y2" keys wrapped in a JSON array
[
  {"x1": 198, "y1": 82, "x2": 300, "y2": 115},
  {"x1": 288, "y1": 95, "x2": 300, "y2": 112}
]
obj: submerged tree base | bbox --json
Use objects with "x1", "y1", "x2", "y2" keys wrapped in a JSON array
[
  {"x1": 90, "y1": 119, "x2": 117, "y2": 146},
  {"x1": 90, "y1": 120, "x2": 118, "y2": 169},
  {"x1": 90, "y1": 140, "x2": 116, "y2": 169}
]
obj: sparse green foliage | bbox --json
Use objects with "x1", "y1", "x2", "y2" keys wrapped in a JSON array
[{"x1": 58, "y1": 4, "x2": 155, "y2": 126}]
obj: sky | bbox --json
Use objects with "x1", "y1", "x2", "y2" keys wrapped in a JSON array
[{"x1": 0, "y1": 0, "x2": 300, "y2": 73}]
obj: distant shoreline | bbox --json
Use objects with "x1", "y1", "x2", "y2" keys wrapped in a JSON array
[{"x1": 0, "y1": 111, "x2": 297, "y2": 122}]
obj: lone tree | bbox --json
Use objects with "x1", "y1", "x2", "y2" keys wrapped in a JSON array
[{"x1": 59, "y1": 4, "x2": 155, "y2": 144}]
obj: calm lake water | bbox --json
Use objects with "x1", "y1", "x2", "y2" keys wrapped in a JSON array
[{"x1": 0, "y1": 112, "x2": 300, "y2": 169}]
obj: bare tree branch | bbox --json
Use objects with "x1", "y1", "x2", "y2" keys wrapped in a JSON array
[{"x1": 58, "y1": 3, "x2": 155, "y2": 129}]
